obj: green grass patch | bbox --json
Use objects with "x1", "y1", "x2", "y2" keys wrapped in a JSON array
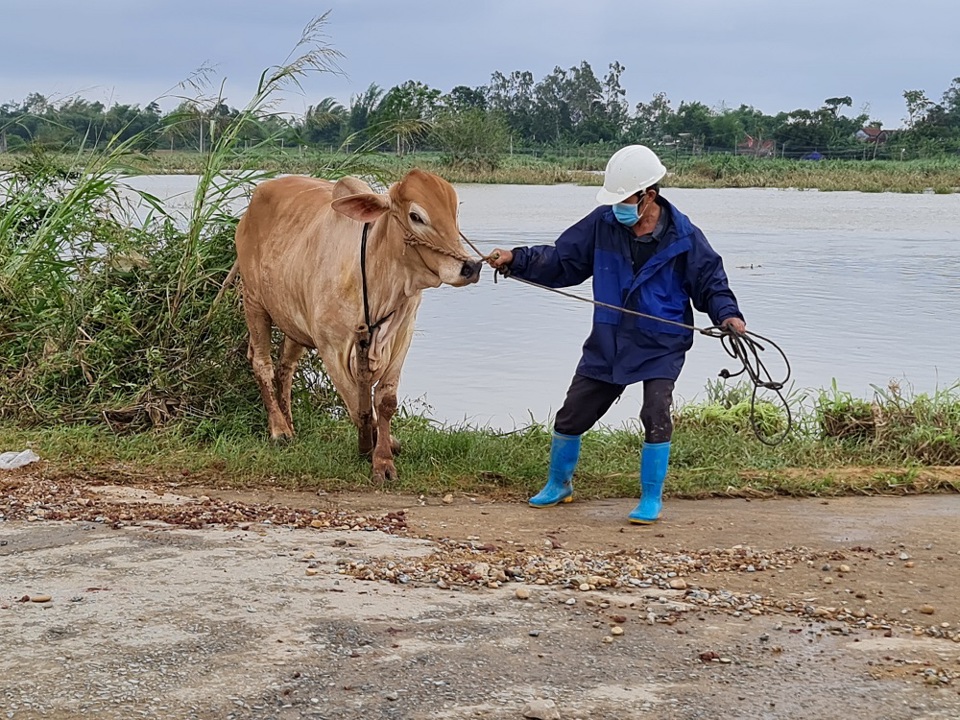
[
  {"x1": 3, "y1": 380, "x2": 959, "y2": 500},
  {"x1": 3, "y1": 150, "x2": 958, "y2": 193}
]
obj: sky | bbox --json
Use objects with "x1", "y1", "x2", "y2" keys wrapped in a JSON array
[{"x1": 2, "y1": 0, "x2": 958, "y2": 129}]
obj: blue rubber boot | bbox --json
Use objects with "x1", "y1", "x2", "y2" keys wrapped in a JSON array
[
  {"x1": 628, "y1": 441, "x2": 671, "y2": 524},
  {"x1": 529, "y1": 432, "x2": 581, "y2": 508}
]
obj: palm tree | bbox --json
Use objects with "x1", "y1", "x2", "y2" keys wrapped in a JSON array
[
  {"x1": 303, "y1": 97, "x2": 347, "y2": 147},
  {"x1": 345, "y1": 84, "x2": 384, "y2": 148}
]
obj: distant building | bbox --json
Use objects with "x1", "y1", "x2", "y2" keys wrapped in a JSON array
[
  {"x1": 855, "y1": 127, "x2": 891, "y2": 144},
  {"x1": 737, "y1": 134, "x2": 776, "y2": 157}
]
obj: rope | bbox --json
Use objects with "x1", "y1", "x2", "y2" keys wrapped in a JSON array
[
  {"x1": 360, "y1": 222, "x2": 372, "y2": 330},
  {"x1": 362, "y1": 220, "x2": 793, "y2": 445},
  {"x1": 715, "y1": 329, "x2": 793, "y2": 447},
  {"x1": 404, "y1": 230, "x2": 475, "y2": 262},
  {"x1": 359, "y1": 222, "x2": 394, "y2": 335},
  {"x1": 457, "y1": 231, "x2": 794, "y2": 446}
]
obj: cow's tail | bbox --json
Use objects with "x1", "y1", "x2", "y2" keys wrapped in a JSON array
[{"x1": 213, "y1": 259, "x2": 240, "y2": 306}]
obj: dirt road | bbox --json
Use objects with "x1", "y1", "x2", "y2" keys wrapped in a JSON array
[{"x1": 3, "y1": 476, "x2": 960, "y2": 719}]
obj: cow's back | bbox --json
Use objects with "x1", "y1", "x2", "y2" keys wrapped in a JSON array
[
  {"x1": 235, "y1": 175, "x2": 363, "y2": 349},
  {"x1": 236, "y1": 176, "x2": 333, "y2": 273}
]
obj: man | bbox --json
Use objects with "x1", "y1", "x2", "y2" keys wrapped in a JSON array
[{"x1": 488, "y1": 145, "x2": 746, "y2": 524}]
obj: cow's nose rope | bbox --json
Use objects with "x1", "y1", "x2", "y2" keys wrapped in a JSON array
[
  {"x1": 457, "y1": 231, "x2": 490, "y2": 262},
  {"x1": 398, "y1": 210, "x2": 476, "y2": 264},
  {"x1": 457, "y1": 230, "x2": 794, "y2": 446},
  {"x1": 403, "y1": 233, "x2": 476, "y2": 263}
]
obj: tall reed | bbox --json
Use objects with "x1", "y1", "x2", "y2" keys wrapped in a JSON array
[{"x1": 0, "y1": 15, "x2": 357, "y2": 429}]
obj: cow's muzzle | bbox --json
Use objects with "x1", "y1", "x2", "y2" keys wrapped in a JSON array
[{"x1": 460, "y1": 259, "x2": 482, "y2": 283}]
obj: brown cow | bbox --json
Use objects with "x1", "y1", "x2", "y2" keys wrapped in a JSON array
[{"x1": 234, "y1": 169, "x2": 481, "y2": 481}]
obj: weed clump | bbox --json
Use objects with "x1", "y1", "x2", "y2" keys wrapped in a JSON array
[{"x1": 0, "y1": 15, "x2": 348, "y2": 432}]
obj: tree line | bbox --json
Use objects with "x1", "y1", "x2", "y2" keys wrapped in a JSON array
[{"x1": 2, "y1": 61, "x2": 959, "y2": 166}]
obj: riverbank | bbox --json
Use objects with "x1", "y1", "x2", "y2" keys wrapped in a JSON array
[
  {"x1": 2, "y1": 379, "x2": 959, "y2": 499},
  {"x1": 2, "y1": 149, "x2": 959, "y2": 193}
]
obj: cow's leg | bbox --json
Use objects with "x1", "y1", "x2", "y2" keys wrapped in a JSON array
[
  {"x1": 371, "y1": 426, "x2": 402, "y2": 455},
  {"x1": 321, "y1": 342, "x2": 385, "y2": 459},
  {"x1": 276, "y1": 336, "x2": 306, "y2": 433},
  {"x1": 244, "y1": 303, "x2": 293, "y2": 440},
  {"x1": 371, "y1": 376, "x2": 400, "y2": 483},
  {"x1": 321, "y1": 355, "x2": 364, "y2": 429},
  {"x1": 356, "y1": 417, "x2": 402, "y2": 457},
  {"x1": 353, "y1": 328, "x2": 376, "y2": 457}
]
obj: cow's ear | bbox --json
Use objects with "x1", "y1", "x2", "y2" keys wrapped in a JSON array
[
  {"x1": 332, "y1": 176, "x2": 372, "y2": 200},
  {"x1": 331, "y1": 193, "x2": 390, "y2": 223}
]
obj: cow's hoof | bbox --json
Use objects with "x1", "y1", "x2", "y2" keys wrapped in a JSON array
[
  {"x1": 269, "y1": 430, "x2": 295, "y2": 444},
  {"x1": 372, "y1": 458, "x2": 397, "y2": 484}
]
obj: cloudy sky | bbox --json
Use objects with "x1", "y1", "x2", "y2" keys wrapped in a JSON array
[{"x1": 2, "y1": 0, "x2": 957, "y2": 128}]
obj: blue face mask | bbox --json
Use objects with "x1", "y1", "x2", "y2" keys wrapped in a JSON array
[{"x1": 612, "y1": 202, "x2": 640, "y2": 227}]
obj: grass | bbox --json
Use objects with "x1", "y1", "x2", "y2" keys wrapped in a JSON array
[
  {"x1": 0, "y1": 143, "x2": 960, "y2": 194},
  {"x1": 3, "y1": 150, "x2": 959, "y2": 194},
  {"x1": 2, "y1": 381, "x2": 959, "y2": 500},
  {"x1": 2, "y1": 146, "x2": 957, "y2": 503},
  {"x1": 666, "y1": 155, "x2": 960, "y2": 193}
]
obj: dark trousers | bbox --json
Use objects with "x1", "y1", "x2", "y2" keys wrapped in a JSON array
[{"x1": 554, "y1": 374, "x2": 675, "y2": 444}]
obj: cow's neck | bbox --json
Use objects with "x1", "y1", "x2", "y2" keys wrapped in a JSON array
[{"x1": 362, "y1": 216, "x2": 439, "y2": 322}]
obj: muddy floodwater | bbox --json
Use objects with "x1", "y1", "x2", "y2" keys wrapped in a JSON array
[{"x1": 126, "y1": 177, "x2": 960, "y2": 430}]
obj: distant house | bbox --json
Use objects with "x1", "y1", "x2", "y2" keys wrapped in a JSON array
[
  {"x1": 855, "y1": 127, "x2": 890, "y2": 144},
  {"x1": 737, "y1": 134, "x2": 776, "y2": 157}
]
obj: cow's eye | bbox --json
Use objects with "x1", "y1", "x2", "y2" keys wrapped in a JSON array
[{"x1": 409, "y1": 212, "x2": 424, "y2": 224}]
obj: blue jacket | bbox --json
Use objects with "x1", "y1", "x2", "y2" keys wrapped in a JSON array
[{"x1": 510, "y1": 197, "x2": 743, "y2": 385}]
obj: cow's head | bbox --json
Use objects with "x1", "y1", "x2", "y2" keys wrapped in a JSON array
[{"x1": 331, "y1": 169, "x2": 482, "y2": 287}]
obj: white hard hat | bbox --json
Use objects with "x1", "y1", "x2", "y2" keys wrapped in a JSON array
[{"x1": 595, "y1": 145, "x2": 667, "y2": 205}]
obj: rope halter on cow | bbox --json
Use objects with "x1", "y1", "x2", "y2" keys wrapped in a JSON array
[
  {"x1": 399, "y1": 227, "x2": 475, "y2": 263},
  {"x1": 354, "y1": 216, "x2": 476, "y2": 457}
]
